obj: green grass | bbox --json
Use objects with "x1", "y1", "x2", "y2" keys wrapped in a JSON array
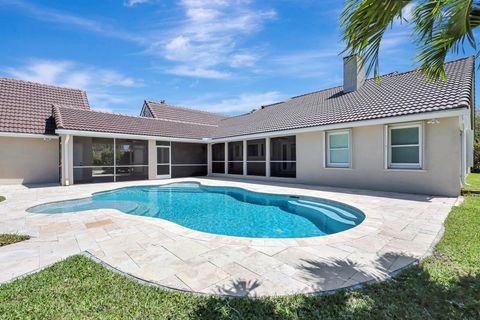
[
  {"x1": 0, "y1": 198, "x2": 479, "y2": 319},
  {"x1": 0, "y1": 196, "x2": 5, "y2": 202},
  {"x1": 0, "y1": 234, "x2": 30, "y2": 247},
  {"x1": 463, "y1": 173, "x2": 480, "y2": 191}
]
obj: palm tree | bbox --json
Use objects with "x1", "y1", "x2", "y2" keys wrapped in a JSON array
[{"x1": 341, "y1": 0, "x2": 480, "y2": 81}]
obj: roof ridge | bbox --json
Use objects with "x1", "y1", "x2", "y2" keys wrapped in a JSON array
[
  {"x1": 0, "y1": 77, "x2": 87, "y2": 94},
  {"x1": 455, "y1": 55, "x2": 475, "y2": 108},
  {"x1": 290, "y1": 85, "x2": 343, "y2": 99},
  {"x1": 362, "y1": 55, "x2": 474, "y2": 81},
  {"x1": 150, "y1": 117, "x2": 219, "y2": 127},
  {"x1": 288, "y1": 56, "x2": 475, "y2": 101},
  {"x1": 52, "y1": 105, "x2": 64, "y2": 128},
  {"x1": 55, "y1": 105, "x2": 216, "y2": 127},
  {"x1": 146, "y1": 100, "x2": 228, "y2": 118}
]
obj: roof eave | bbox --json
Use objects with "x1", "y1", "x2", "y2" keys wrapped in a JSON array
[
  {"x1": 210, "y1": 107, "x2": 470, "y2": 142},
  {"x1": 55, "y1": 128, "x2": 208, "y2": 143}
]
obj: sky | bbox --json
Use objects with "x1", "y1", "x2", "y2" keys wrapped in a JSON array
[{"x1": 0, "y1": 0, "x2": 477, "y2": 115}]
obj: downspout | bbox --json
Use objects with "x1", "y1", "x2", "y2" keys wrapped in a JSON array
[
  {"x1": 64, "y1": 134, "x2": 71, "y2": 186},
  {"x1": 460, "y1": 127, "x2": 469, "y2": 186},
  {"x1": 460, "y1": 114, "x2": 470, "y2": 187}
]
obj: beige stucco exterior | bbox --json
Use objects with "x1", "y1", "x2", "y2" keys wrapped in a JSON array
[
  {"x1": 296, "y1": 116, "x2": 461, "y2": 196},
  {"x1": 209, "y1": 116, "x2": 463, "y2": 196},
  {"x1": 148, "y1": 139, "x2": 157, "y2": 180},
  {"x1": 0, "y1": 136, "x2": 59, "y2": 185},
  {"x1": 1, "y1": 116, "x2": 464, "y2": 196}
]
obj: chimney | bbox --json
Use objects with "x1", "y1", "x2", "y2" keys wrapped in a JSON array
[{"x1": 343, "y1": 55, "x2": 364, "y2": 93}]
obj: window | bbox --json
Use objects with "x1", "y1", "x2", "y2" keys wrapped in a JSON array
[
  {"x1": 388, "y1": 124, "x2": 422, "y2": 169},
  {"x1": 211, "y1": 143, "x2": 225, "y2": 174},
  {"x1": 270, "y1": 136, "x2": 296, "y2": 177},
  {"x1": 228, "y1": 141, "x2": 243, "y2": 174},
  {"x1": 326, "y1": 130, "x2": 351, "y2": 168},
  {"x1": 247, "y1": 139, "x2": 266, "y2": 176}
]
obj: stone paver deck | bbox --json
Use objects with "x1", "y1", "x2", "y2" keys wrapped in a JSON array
[{"x1": 0, "y1": 178, "x2": 457, "y2": 297}]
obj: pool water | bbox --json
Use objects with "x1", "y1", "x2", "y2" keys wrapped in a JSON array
[{"x1": 28, "y1": 183, "x2": 365, "y2": 238}]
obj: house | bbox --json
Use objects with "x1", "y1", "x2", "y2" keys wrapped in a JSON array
[{"x1": 0, "y1": 56, "x2": 475, "y2": 196}]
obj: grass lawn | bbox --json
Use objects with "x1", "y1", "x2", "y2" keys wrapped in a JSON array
[
  {"x1": 0, "y1": 198, "x2": 479, "y2": 319},
  {"x1": 463, "y1": 173, "x2": 480, "y2": 191},
  {"x1": 0, "y1": 234, "x2": 30, "y2": 247}
]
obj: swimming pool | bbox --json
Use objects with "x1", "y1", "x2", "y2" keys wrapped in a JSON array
[{"x1": 28, "y1": 182, "x2": 365, "y2": 238}]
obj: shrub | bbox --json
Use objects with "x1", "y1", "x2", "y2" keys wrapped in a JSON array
[{"x1": 473, "y1": 141, "x2": 480, "y2": 173}]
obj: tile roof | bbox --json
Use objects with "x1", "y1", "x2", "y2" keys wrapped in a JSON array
[
  {"x1": 144, "y1": 101, "x2": 229, "y2": 126},
  {"x1": 53, "y1": 105, "x2": 215, "y2": 140},
  {"x1": 212, "y1": 56, "x2": 474, "y2": 138},
  {"x1": 1, "y1": 57, "x2": 473, "y2": 140},
  {"x1": 0, "y1": 78, "x2": 89, "y2": 135}
]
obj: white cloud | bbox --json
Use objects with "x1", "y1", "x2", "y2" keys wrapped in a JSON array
[
  {"x1": 401, "y1": 2, "x2": 416, "y2": 22},
  {"x1": 5, "y1": 59, "x2": 140, "y2": 89},
  {"x1": 1, "y1": 0, "x2": 145, "y2": 44},
  {"x1": 154, "y1": 0, "x2": 276, "y2": 78},
  {"x1": 164, "y1": 66, "x2": 231, "y2": 79},
  {"x1": 230, "y1": 53, "x2": 258, "y2": 68},
  {"x1": 381, "y1": 31, "x2": 410, "y2": 50},
  {"x1": 190, "y1": 91, "x2": 285, "y2": 113},
  {"x1": 4, "y1": 59, "x2": 143, "y2": 111},
  {"x1": 124, "y1": 0, "x2": 150, "y2": 7},
  {"x1": 3, "y1": 0, "x2": 276, "y2": 79},
  {"x1": 268, "y1": 48, "x2": 342, "y2": 81}
]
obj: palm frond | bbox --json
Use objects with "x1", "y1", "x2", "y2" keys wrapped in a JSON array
[
  {"x1": 416, "y1": 0, "x2": 477, "y2": 81},
  {"x1": 341, "y1": 0, "x2": 412, "y2": 78}
]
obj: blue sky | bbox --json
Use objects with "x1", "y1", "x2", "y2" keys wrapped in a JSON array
[{"x1": 0, "y1": 0, "x2": 477, "y2": 115}]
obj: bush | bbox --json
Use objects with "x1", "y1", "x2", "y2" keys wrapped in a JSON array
[{"x1": 473, "y1": 141, "x2": 480, "y2": 173}]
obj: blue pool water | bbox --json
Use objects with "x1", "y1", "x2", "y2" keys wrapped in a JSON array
[{"x1": 28, "y1": 183, "x2": 365, "y2": 238}]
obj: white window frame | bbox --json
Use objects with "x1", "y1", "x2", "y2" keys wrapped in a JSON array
[
  {"x1": 387, "y1": 123, "x2": 423, "y2": 169},
  {"x1": 326, "y1": 130, "x2": 351, "y2": 168}
]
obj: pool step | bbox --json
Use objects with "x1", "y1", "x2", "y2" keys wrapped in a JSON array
[
  {"x1": 295, "y1": 199, "x2": 360, "y2": 222},
  {"x1": 287, "y1": 200, "x2": 356, "y2": 228},
  {"x1": 142, "y1": 187, "x2": 205, "y2": 193}
]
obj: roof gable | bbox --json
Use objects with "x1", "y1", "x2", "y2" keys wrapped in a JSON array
[
  {"x1": 0, "y1": 78, "x2": 90, "y2": 135},
  {"x1": 144, "y1": 101, "x2": 228, "y2": 126},
  {"x1": 54, "y1": 105, "x2": 215, "y2": 140}
]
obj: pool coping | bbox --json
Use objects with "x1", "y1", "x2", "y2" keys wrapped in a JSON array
[
  {"x1": 26, "y1": 180, "x2": 371, "y2": 246},
  {"x1": 0, "y1": 177, "x2": 457, "y2": 297}
]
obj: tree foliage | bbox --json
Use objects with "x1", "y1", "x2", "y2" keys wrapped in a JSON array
[{"x1": 341, "y1": 0, "x2": 480, "y2": 81}]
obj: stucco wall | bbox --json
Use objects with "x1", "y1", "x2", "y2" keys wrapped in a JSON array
[
  {"x1": 148, "y1": 140, "x2": 157, "y2": 180},
  {"x1": 296, "y1": 117, "x2": 461, "y2": 196},
  {"x1": 0, "y1": 137, "x2": 59, "y2": 185}
]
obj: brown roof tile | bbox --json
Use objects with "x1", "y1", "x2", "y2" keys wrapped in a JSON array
[
  {"x1": 54, "y1": 105, "x2": 215, "y2": 139},
  {"x1": 144, "y1": 101, "x2": 228, "y2": 126},
  {"x1": 0, "y1": 78, "x2": 89, "y2": 135},
  {"x1": 212, "y1": 57, "x2": 474, "y2": 138}
]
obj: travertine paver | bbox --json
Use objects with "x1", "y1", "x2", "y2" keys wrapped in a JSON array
[{"x1": 0, "y1": 178, "x2": 457, "y2": 297}]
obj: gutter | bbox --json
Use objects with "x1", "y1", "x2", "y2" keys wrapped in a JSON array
[
  {"x1": 55, "y1": 129, "x2": 207, "y2": 143},
  {"x1": 0, "y1": 132, "x2": 59, "y2": 139},
  {"x1": 210, "y1": 108, "x2": 470, "y2": 142}
]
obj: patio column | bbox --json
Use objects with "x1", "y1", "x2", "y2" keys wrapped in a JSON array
[
  {"x1": 207, "y1": 143, "x2": 212, "y2": 175},
  {"x1": 266, "y1": 137, "x2": 271, "y2": 177},
  {"x1": 148, "y1": 140, "x2": 157, "y2": 180},
  {"x1": 60, "y1": 134, "x2": 73, "y2": 186},
  {"x1": 243, "y1": 140, "x2": 247, "y2": 176},
  {"x1": 224, "y1": 142, "x2": 228, "y2": 174}
]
